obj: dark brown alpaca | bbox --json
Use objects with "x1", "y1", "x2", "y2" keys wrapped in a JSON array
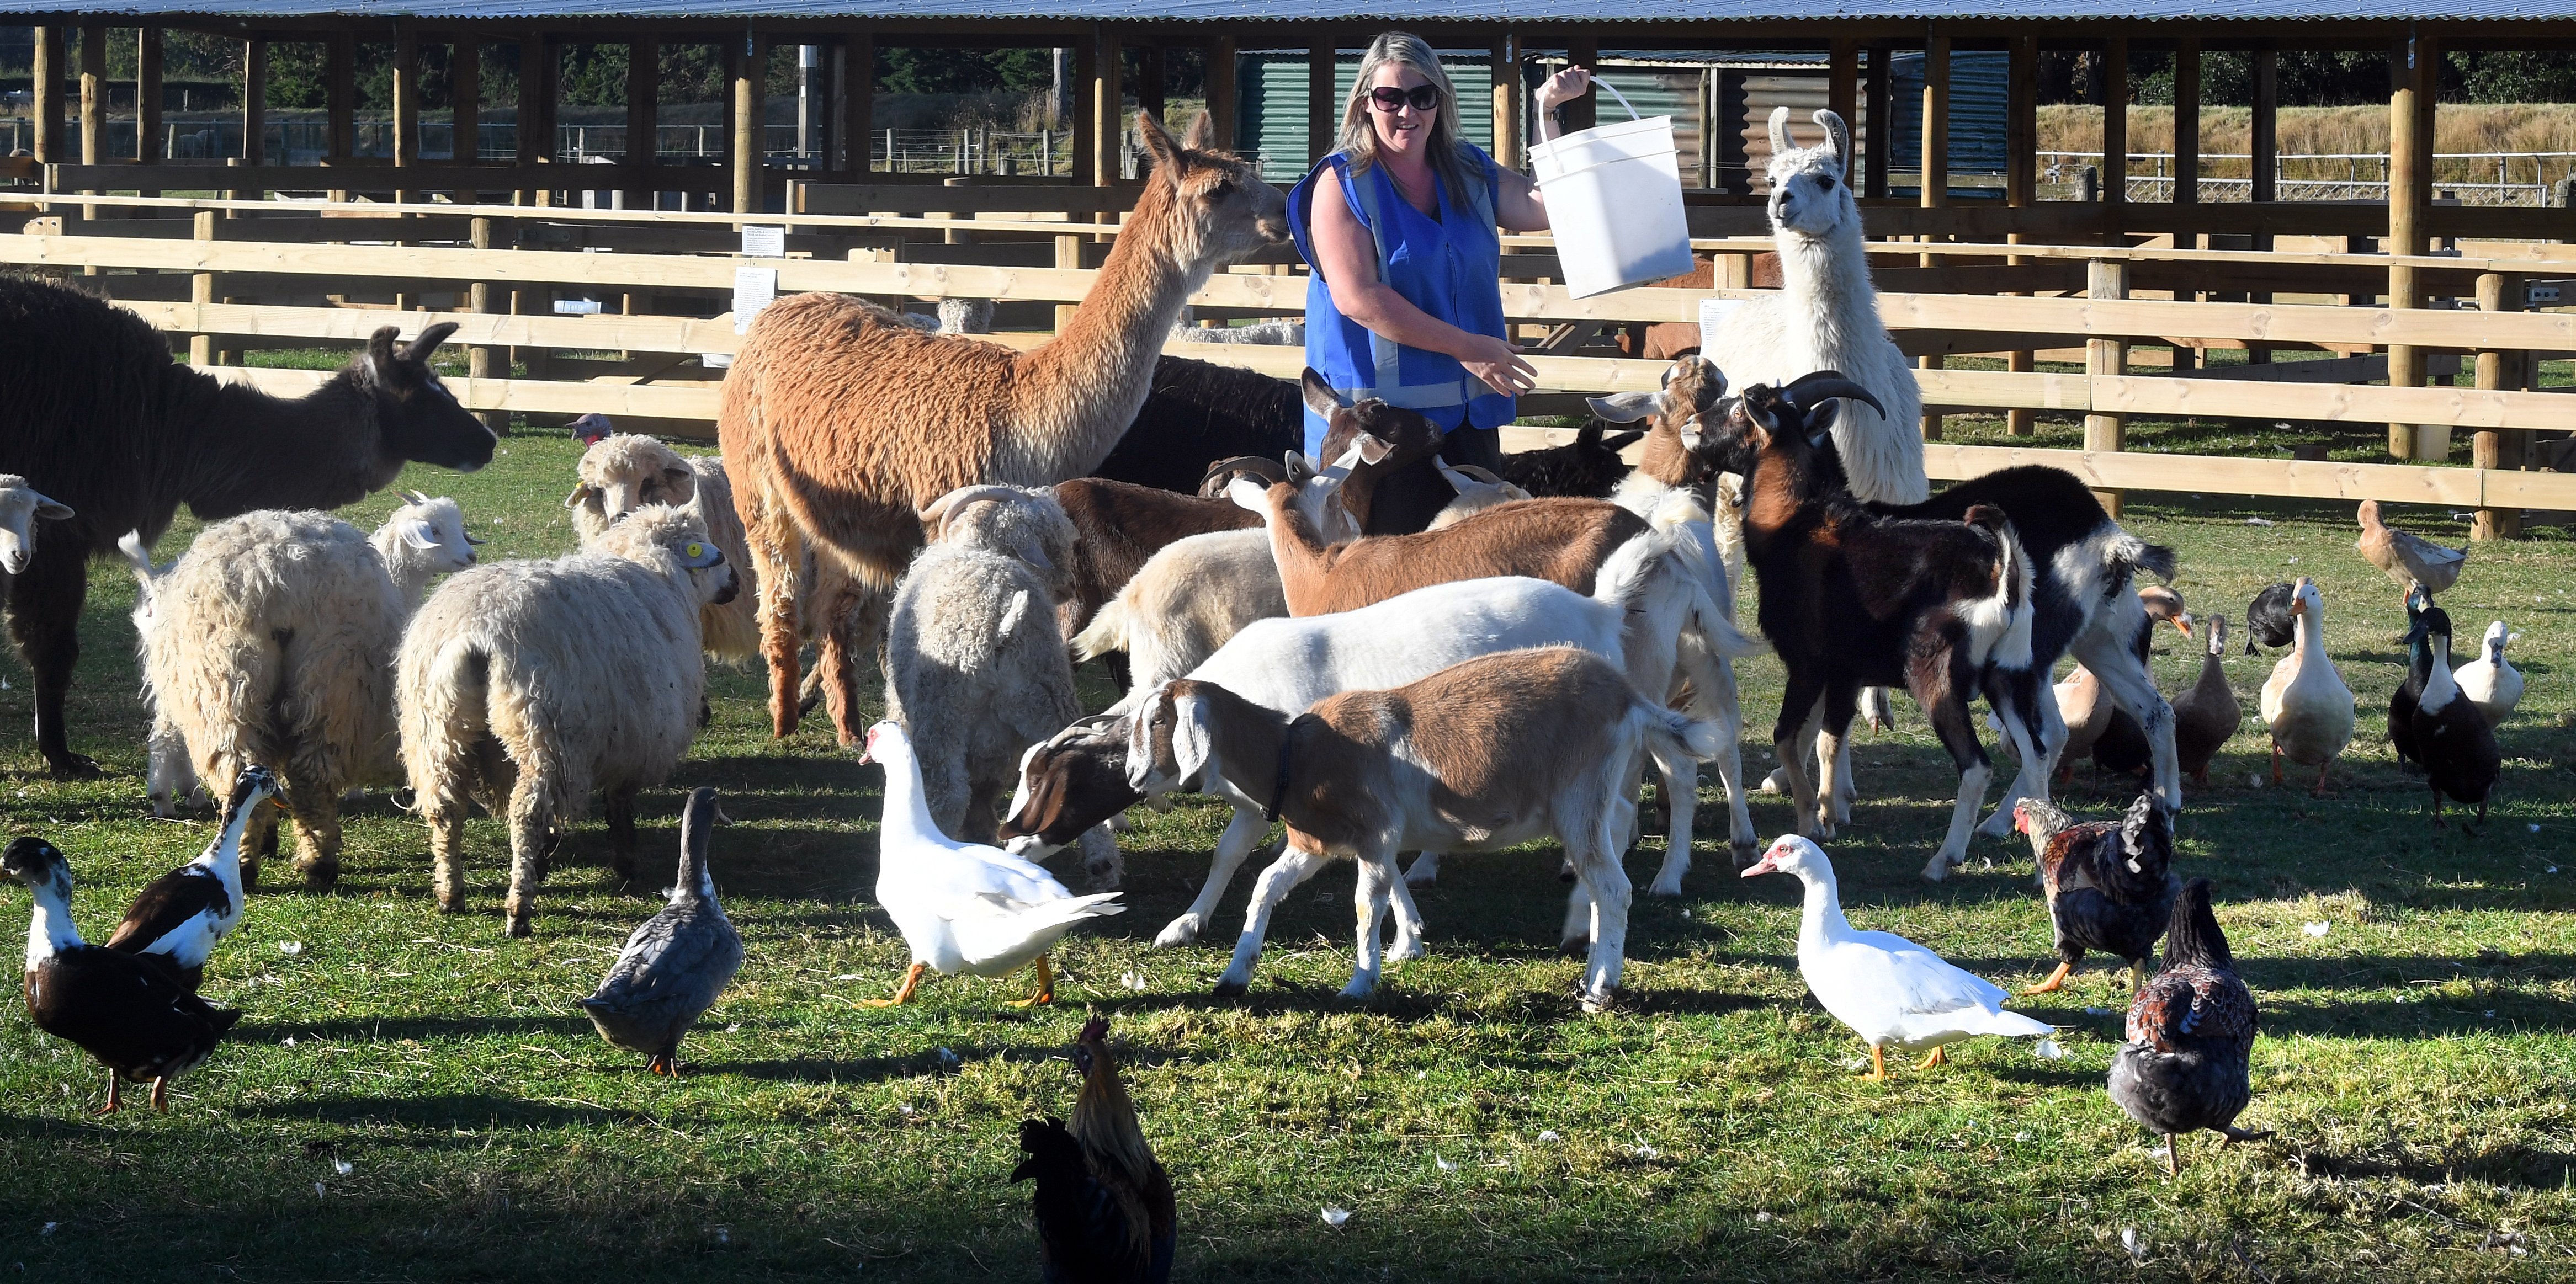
[{"x1": 0, "y1": 275, "x2": 496, "y2": 777}]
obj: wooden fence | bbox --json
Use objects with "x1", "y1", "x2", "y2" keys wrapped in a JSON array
[{"x1": 3, "y1": 190, "x2": 2570, "y2": 535}]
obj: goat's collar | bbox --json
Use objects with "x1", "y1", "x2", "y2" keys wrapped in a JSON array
[{"x1": 1266, "y1": 713, "x2": 1315, "y2": 824}]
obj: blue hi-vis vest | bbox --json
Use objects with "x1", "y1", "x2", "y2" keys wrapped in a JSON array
[{"x1": 1289, "y1": 146, "x2": 1515, "y2": 457}]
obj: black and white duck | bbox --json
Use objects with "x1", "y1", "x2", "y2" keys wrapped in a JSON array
[
  {"x1": 580, "y1": 787, "x2": 744, "y2": 1076},
  {"x1": 2388, "y1": 584, "x2": 2434, "y2": 772},
  {"x1": 2402, "y1": 605, "x2": 2502, "y2": 828},
  {"x1": 2108, "y1": 878, "x2": 2267, "y2": 1176},
  {"x1": 6, "y1": 837, "x2": 241, "y2": 1113},
  {"x1": 104, "y1": 766, "x2": 275, "y2": 993}
]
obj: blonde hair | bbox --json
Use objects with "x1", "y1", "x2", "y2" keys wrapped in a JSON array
[{"x1": 1335, "y1": 32, "x2": 1478, "y2": 207}]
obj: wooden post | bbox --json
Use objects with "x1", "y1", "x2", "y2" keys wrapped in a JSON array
[
  {"x1": 2102, "y1": 36, "x2": 2127, "y2": 235},
  {"x1": 2388, "y1": 34, "x2": 2437, "y2": 460},
  {"x1": 470, "y1": 216, "x2": 507, "y2": 434},
  {"x1": 2086, "y1": 257, "x2": 2129, "y2": 517},
  {"x1": 190, "y1": 211, "x2": 216, "y2": 366},
  {"x1": 518, "y1": 31, "x2": 551, "y2": 206},
  {"x1": 1563, "y1": 36, "x2": 1598, "y2": 136},
  {"x1": 1069, "y1": 37, "x2": 1094, "y2": 184},
  {"x1": 2472, "y1": 271, "x2": 2522, "y2": 541},
  {"x1": 734, "y1": 31, "x2": 767, "y2": 216},
  {"x1": 1920, "y1": 33, "x2": 1948, "y2": 209},
  {"x1": 237, "y1": 39, "x2": 265, "y2": 205},
  {"x1": 1094, "y1": 26, "x2": 1125, "y2": 183},
  {"x1": 30, "y1": 28, "x2": 62, "y2": 168},
  {"x1": 843, "y1": 31, "x2": 874, "y2": 174},
  {"x1": 2170, "y1": 36, "x2": 2198, "y2": 371},
  {"x1": 1490, "y1": 34, "x2": 1520, "y2": 169},
  {"x1": 1863, "y1": 42, "x2": 1892, "y2": 199},
  {"x1": 390, "y1": 25, "x2": 418, "y2": 215},
  {"x1": 138, "y1": 26, "x2": 163, "y2": 166},
  {"x1": 2005, "y1": 36, "x2": 2037, "y2": 436},
  {"x1": 627, "y1": 37, "x2": 658, "y2": 207},
  {"x1": 2249, "y1": 43, "x2": 2276, "y2": 363},
  {"x1": 1828, "y1": 39, "x2": 1858, "y2": 131},
  {"x1": 77, "y1": 24, "x2": 102, "y2": 166},
  {"x1": 1306, "y1": 40, "x2": 1335, "y2": 168},
  {"x1": 449, "y1": 36, "x2": 479, "y2": 204},
  {"x1": 1136, "y1": 44, "x2": 1165, "y2": 143},
  {"x1": 1206, "y1": 35, "x2": 1237, "y2": 153},
  {"x1": 328, "y1": 30, "x2": 355, "y2": 160}
]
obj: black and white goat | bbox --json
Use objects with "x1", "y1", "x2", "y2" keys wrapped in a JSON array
[{"x1": 1712, "y1": 375, "x2": 2038, "y2": 876}]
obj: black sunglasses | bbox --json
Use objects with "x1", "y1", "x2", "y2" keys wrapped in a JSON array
[{"x1": 1369, "y1": 84, "x2": 1441, "y2": 113}]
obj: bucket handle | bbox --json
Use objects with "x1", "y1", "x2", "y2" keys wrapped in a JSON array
[{"x1": 1592, "y1": 76, "x2": 1644, "y2": 124}]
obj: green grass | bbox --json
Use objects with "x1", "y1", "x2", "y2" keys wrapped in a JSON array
[{"x1": 1, "y1": 394, "x2": 2572, "y2": 1282}]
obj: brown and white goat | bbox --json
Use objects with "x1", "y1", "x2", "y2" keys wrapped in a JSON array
[
  {"x1": 1712, "y1": 374, "x2": 2040, "y2": 877},
  {"x1": 1127, "y1": 647, "x2": 1725, "y2": 1009},
  {"x1": 1229, "y1": 479, "x2": 1648, "y2": 617},
  {"x1": 719, "y1": 111, "x2": 1288, "y2": 744}
]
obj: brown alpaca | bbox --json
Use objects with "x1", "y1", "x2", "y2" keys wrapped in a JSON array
[{"x1": 720, "y1": 112, "x2": 1288, "y2": 743}]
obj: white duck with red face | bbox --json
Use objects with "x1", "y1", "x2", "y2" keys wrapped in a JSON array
[{"x1": 1743, "y1": 835, "x2": 2054, "y2": 1081}]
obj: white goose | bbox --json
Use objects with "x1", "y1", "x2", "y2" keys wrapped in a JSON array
[
  {"x1": 2455, "y1": 620, "x2": 2524, "y2": 724},
  {"x1": 1743, "y1": 836, "x2": 2053, "y2": 1080},
  {"x1": 859, "y1": 721, "x2": 1123, "y2": 1007},
  {"x1": 2257, "y1": 577, "x2": 2355, "y2": 795}
]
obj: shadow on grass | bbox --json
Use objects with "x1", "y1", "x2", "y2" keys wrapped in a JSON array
[
  {"x1": 240, "y1": 1014, "x2": 597, "y2": 1044},
  {"x1": 229, "y1": 1092, "x2": 658, "y2": 1128}
]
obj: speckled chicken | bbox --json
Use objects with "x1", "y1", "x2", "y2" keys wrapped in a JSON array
[
  {"x1": 580, "y1": 787, "x2": 743, "y2": 1077},
  {"x1": 2013, "y1": 792, "x2": 2179, "y2": 995},
  {"x1": 1013, "y1": 1017, "x2": 1176, "y2": 1284},
  {"x1": 2108, "y1": 878, "x2": 2268, "y2": 1176}
]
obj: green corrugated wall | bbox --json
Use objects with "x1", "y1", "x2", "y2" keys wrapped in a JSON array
[{"x1": 1239, "y1": 51, "x2": 1494, "y2": 183}]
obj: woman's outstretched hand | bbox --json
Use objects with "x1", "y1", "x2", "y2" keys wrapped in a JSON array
[
  {"x1": 1534, "y1": 67, "x2": 1594, "y2": 115},
  {"x1": 1458, "y1": 334, "x2": 1537, "y2": 397}
]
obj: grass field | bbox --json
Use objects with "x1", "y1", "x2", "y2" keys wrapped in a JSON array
[{"x1": 0, "y1": 382, "x2": 2572, "y2": 1282}]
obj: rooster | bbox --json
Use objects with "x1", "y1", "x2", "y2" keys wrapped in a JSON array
[
  {"x1": 1013, "y1": 1017, "x2": 1176, "y2": 1283},
  {"x1": 2012, "y1": 792, "x2": 2180, "y2": 995},
  {"x1": 2109, "y1": 878, "x2": 2269, "y2": 1176}
]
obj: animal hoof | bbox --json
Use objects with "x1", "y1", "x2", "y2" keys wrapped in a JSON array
[
  {"x1": 1387, "y1": 937, "x2": 1427, "y2": 963},
  {"x1": 506, "y1": 914, "x2": 534, "y2": 939},
  {"x1": 1920, "y1": 856, "x2": 1952, "y2": 883},
  {"x1": 299, "y1": 860, "x2": 341, "y2": 892},
  {"x1": 45, "y1": 753, "x2": 102, "y2": 781},
  {"x1": 1646, "y1": 878, "x2": 1684, "y2": 898},
  {"x1": 1337, "y1": 981, "x2": 1377, "y2": 1001},
  {"x1": 1210, "y1": 979, "x2": 1247, "y2": 998},
  {"x1": 1579, "y1": 986, "x2": 1622, "y2": 1014},
  {"x1": 1559, "y1": 936, "x2": 1591, "y2": 958},
  {"x1": 1152, "y1": 919, "x2": 1199, "y2": 949},
  {"x1": 1730, "y1": 840, "x2": 1760, "y2": 868}
]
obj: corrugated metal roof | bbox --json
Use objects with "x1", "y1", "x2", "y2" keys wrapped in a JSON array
[{"x1": 3, "y1": 0, "x2": 2572, "y2": 20}]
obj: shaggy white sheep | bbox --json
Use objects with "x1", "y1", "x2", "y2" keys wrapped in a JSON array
[
  {"x1": 1704, "y1": 108, "x2": 1927, "y2": 507},
  {"x1": 886, "y1": 484, "x2": 1119, "y2": 888},
  {"x1": 397, "y1": 504, "x2": 735, "y2": 937},
  {"x1": 122, "y1": 493, "x2": 479, "y2": 886}
]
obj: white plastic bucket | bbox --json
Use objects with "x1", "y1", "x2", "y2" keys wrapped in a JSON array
[{"x1": 1528, "y1": 81, "x2": 1695, "y2": 299}]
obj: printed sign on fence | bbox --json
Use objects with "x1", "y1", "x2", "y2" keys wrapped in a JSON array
[
  {"x1": 740, "y1": 226, "x2": 786, "y2": 258},
  {"x1": 1698, "y1": 296, "x2": 1744, "y2": 357},
  {"x1": 733, "y1": 267, "x2": 778, "y2": 335}
]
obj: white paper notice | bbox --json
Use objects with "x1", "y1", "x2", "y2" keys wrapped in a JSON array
[
  {"x1": 700, "y1": 351, "x2": 734, "y2": 370},
  {"x1": 740, "y1": 225, "x2": 786, "y2": 258},
  {"x1": 1697, "y1": 296, "x2": 1744, "y2": 358},
  {"x1": 551, "y1": 298, "x2": 603, "y2": 316},
  {"x1": 733, "y1": 267, "x2": 778, "y2": 335}
]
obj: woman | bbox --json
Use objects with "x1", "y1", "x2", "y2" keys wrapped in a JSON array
[{"x1": 1290, "y1": 33, "x2": 1591, "y2": 532}]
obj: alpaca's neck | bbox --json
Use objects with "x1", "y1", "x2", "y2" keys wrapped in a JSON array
[
  {"x1": 1006, "y1": 184, "x2": 1213, "y2": 479},
  {"x1": 177, "y1": 372, "x2": 396, "y2": 521},
  {"x1": 1775, "y1": 226, "x2": 1878, "y2": 359}
]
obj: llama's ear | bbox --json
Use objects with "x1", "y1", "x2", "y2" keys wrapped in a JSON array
[
  {"x1": 1135, "y1": 110, "x2": 1180, "y2": 174},
  {"x1": 1766, "y1": 105, "x2": 1793, "y2": 158},
  {"x1": 1225, "y1": 478, "x2": 1272, "y2": 513},
  {"x1": 661, "y1": 465, "x2": 699, "y2": 504},
  {"x1": 1586, "y1": 391, "x2": 1664, "y2": 424},
  {"x1": 564, "y1": 484, "x2": 596, "y2": 510},
  {"x1": 1300, "y1": 367, "x2": 1347, "y2": 420},
  {"x1": 1815, "y1": 109, "x2": 1852, "y2": 180},
  {"x1": 1182, "y1": 110, "x2": 1215, "y2": 152}
]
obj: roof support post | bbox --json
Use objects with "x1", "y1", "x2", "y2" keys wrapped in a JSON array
[
  {"x1": 1917, "y1": 31, "x2": 1948, "y2": 443},
  {"x1": 628, "y1": 38, "x2": 658, "y2": 207},
  {"x1": 241, "y1": 37, "x2": 266, "y2": 177},
  {"x1": 1563, "y1": 36, "x2": 1597, "y2": 136},
  {"x1": 137, "y1": 25, "x2": 163, "y2": 202},
  {"x1": 843, "y1": 31, "x2": 874, "y2": 176},
  {"x1": 2101, "y1": 35, "x2": 2126, "y2": 242},
  {"x1": 2171, "y1": 35, "x2": 2198, "y2": 370},
  {"x1": 734, "y1": 30, "x2": 767, "y2": 216},
  {"x1": 1490, "y1": 33, "x2": 1520, "y2": 170},
  {"x1": 2388, "y1": 31, "x2": 2437, "y2": 461},
  {"x1": 1094, "y1": 25, "x2": 1124, "y2": 183},
  {"x1": 2248, "y1": 41, "x2": 2276, "y2": 363},
  {"x1": 1828, "y1": 38, "x2": 1857, "y2": 135},
  {"x1": 1206, "y1": 34, "x2": 1237, "y2": 154},
  {"x1": 1305, "y1": 39, "x2": 1335, "y2": 169},
  {"x1": 1862, "y1": 41, "x2": 1890, "y2": 199},
  {"x1": 30, "y1": 26, "x2": 61, "y2": 169},
  {"x1": 391, "y1": 25, "x2": 418, "y2": 211},
  {"x1": 73, "y1": 24, "x2": 100, "y2": 221},
  {"x1": 328, "y1": 29, "x2": 354, "y2": 162},
  {"x1": 450, "y1": 36, "x2": 478, "y2": 200},
  {"x1": 1137, "y1": 43, "x2": 1165, "y2": 149},
  {"x1": 2006, "y1": 35, "x2": 2037, "y2": 437}
]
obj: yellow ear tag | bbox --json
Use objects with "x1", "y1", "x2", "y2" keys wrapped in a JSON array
[{"x1": 686, "y1": 542, "x2": 705, "y2": 559}]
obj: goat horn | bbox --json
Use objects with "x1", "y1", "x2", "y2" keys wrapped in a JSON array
[
  {"x1": 1781, "y1": 371, "x2": 1885, "y2": 419},
  {"x1": 915, "y1": 484, "x2": 1026, "y2": 534},
  {"x1": 1766, "y1": 105, "x2": 1793, "y2": 158},
  {"x1": 1446, "y1": 463, "x2": 1506, "y2": 486},
  {"x1": 1198, "y1": 455, "x2": 1290, "y2": 497}
]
